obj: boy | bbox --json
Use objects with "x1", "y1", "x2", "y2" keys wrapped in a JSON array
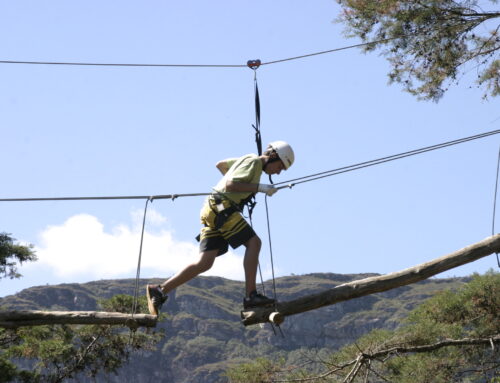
[{"x1": 147, "y1": 141, "x2": 294, "y2": 315}]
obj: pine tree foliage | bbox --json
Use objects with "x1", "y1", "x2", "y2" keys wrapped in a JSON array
[
  {"x1": 226, "y1": 272, "x2": 500, "y2": 382},
  {"x1": 0, "y1": 233, "x2": 37, "y2": 280},
  {"x1": 336, "y1": 0, "x2": 500, "y2": 100},
  {"x1": 0, "y1": 295, "x2": 163, "y2": 383}
]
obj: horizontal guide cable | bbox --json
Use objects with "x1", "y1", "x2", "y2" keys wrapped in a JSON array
[{"x1": 1, "y1": 129, "x2": 499, "y2": 203}]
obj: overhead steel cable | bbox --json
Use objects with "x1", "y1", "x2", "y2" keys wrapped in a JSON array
[
  {"x1": 0, "y1": 37, "x2": 397, "y2": 69},
  {"x1": 0, "y1": 193, "x2": 211, "y2": 203},
  {"x1": 260, "y1": 38, "x2": 393, "y2": 66},
  {"x1": 274, "y1": 129, "x2": 500, "y2": 189},
  {"x1": 1, "y1": 130, "x2": 499, "y2": 203},
  {"x1": 0, "y1": 60, "x2": 246, "y2": 68}
]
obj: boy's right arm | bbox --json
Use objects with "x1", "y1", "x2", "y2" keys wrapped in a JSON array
[{"x1": 215, "y1": 158, "x2": 237, "y2": 175}]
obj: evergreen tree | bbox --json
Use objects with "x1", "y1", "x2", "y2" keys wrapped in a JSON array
[
  {"x1": 226, "y1": 272, "x2": 500, "y2": 382},
  {"x1": 336, "y1": 0, "x2": 500, "y2": 100},
  {"x1": 0, "y1": 233, "x2": 37, "y2": 280},
  {"x1": 0, "y1": 295, "x2": 163, "y2": 383}
]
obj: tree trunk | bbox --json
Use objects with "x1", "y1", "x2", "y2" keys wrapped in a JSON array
[
  {"x1": 241, "y1": 234, "x2": 500, "y2": 326},
  {"x1": 0, "y1": 310, "x2": 157, "y2": 329}
]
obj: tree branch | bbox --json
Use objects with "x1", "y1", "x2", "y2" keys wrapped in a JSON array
[
  {"x1": 448, "y1": 10, "x2": 500, "y2": 19},
  {"x1": 271, "y1": 335, "x2": 500, "y2": 383},
  {"x1": 55, "y1": 333, "x2": 103, "y2": 383},
  {"x1": 367, "y1": 335, "x2": 500, "y2": 358}
]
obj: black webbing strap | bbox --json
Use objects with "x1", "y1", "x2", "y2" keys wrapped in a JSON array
[
  {"x1": 254, "y1": 80, "x2": 262, "y2": 155},
  {"x1": 247, "y1": 59, "x2": 273, "y2": 186},
  {"x1": 248, "y1": 59, "x2": 263, "y2": 156},
  {"x1": 247, "y1": 59, "x2": 264, "y2": 217}
]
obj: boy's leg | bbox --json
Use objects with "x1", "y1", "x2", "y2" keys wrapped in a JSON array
[
  {"x1": 146, "y1": 249, "x2": 218, "y2": 315},
  {"x1": 242, "y1": 235, "x2": 275, "y2": 309},
  {"x1": 243, "y1": 235, "x2": 262, "y2": 296},
  {"x1": 159, "y1": 249, "x2": 218, "y2": 294}
]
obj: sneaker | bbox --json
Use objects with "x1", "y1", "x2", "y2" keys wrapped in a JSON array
[
  {"x1": 243, "y1": 291, "x2": 275, "y2": 309},
  {"x1": 146, "y1": 285, "x2": 167, "y2": 316}
]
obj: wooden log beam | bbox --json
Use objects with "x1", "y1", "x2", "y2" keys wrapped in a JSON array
[
  {"x1": 268, "y1": 312, "x2": 284, "y2": 325},
  {"x1": 241, "y1": 234, "x2": 500, "y2": 326},
  {"x1": 0, "y1": 310, "x2": 158, "y2": 329}
]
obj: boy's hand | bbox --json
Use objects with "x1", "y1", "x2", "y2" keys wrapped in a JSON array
[{"x1": 258, "y1": 184, "x2": 278, "y2": 196}]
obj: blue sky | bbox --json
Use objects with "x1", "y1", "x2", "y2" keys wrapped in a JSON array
[{"x1": 1, "y1": 0, "x2": 499, "y2": 298}]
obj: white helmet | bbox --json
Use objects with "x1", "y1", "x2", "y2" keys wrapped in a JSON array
[{"x1": 268, "y1": 141, "x2": 294, "y2": 170}]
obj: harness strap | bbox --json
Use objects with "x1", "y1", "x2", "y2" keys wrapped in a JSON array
[
  {"x1": 249, "y1": 60, "x2": 262, "y2": 158},
  {"x1": 208, "y1": 194, "x2": 241, "y2": 230},
  {"x1": 249, "y1": 66, "x2": 263, "y2": 218},
  {"x1": 253, "y1": 80, "x2": 262, "y2": 156}
]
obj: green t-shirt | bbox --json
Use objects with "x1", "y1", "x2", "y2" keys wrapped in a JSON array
[{"x1": 213, "y1": 154, "x2": 263, "y2": 205}]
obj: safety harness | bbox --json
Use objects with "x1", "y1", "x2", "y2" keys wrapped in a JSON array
[{"x1": 210, "y1": 193, "x2": 243, "y2": 230}]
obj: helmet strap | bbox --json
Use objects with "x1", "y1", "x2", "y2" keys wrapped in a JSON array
[{"x1": 262, "y1": 153, "x2": 280, "y2": 171}]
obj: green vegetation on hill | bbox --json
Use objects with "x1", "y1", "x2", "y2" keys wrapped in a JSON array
[
  {"x1": 0, "y1": 272, "x2": 470, "y2": 383},
  {"x1": 227, "y1": 272, "x2": 500, "y2": 382},
  {"x1": 0, "y1": 294, "x2": 161, "y2": 382}
]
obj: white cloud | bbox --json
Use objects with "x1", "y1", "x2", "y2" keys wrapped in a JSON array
[
  {"x1": 131, "y1": 207, "x2": 167, "y2": 227},
  {"x1": 33, "y1": 210, "x2": 246, "y2": 282}
]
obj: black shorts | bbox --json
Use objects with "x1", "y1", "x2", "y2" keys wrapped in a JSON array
[{"x1": 198, "y1": 205, "x2": 256, "y2": 256}]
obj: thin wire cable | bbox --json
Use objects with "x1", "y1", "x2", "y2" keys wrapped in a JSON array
[
  {"x1": 127, "y1": 198, "x2": 151, "y2": 344},
  {"x1": 2, "y1": 131, "x2": 500, "y2": 203},
  {"x1": 264, "y1": 197, "x2": 278, "y2": 308},
  {"x1": 0, "y1": 192, "x2": 211, "y2": 203},
  {"x1": 132, "y1": 198, "x2": 151, "y2": 316},
  {"x1": 0, "y1": 37, "x2": 398, "y2": 69},
  {"x1": 274, "y1": 129, "x2": 500, "y2": 188},
  {"x1": 264, "y1": 195, "x2": 284, "y2": 338},
  {"x1": 260, "y1": 38, "x2": 394, "y2": 66},
  {"x1": 258, "y1": 262, "x2": 267, "y2": 297},
  {"x1": 492, "y1": 145, "x2": 500, "y2": 267},
  {"x1": 0, "y1": 60, "x2": 246, "y2": 68}
]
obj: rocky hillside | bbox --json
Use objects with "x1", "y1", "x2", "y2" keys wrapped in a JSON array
[{"x1": 0, "y1": 273, "x2": 468, "y2": 382}]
